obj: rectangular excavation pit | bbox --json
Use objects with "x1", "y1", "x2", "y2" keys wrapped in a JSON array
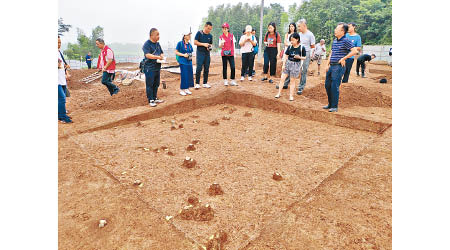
[
  {"x1": 79, "y1": 90, "x2": 391, "y2": 136},
  {"x1": 69, "y1": 105, "x2": 379, "y2": 249}
]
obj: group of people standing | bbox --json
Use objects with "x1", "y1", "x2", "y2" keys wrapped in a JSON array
[
  {"x1": 58, "y1": 18, "x2": 380, "y2": 123},
  {"x1": 138, "y1": 19, "x2": 373, "y2": 111}
]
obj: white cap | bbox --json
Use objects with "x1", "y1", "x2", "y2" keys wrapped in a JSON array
[{"x1": 245, "y1": 25, "x2": 252, "y2": 33}]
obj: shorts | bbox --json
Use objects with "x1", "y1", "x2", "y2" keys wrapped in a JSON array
[
  {"x1": 283, "y1": 60, "x2": 302, "y2": 78},
  {"x1": 312, "y1": 54, "x2": 323, "y2": 64}
]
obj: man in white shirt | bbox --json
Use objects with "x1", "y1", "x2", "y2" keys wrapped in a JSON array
[
  {"x1": 311, "y1": 39, "x2": 326, "y2": 75},
  {"x1": 282, "y1": 19, "x2": 316, "y2": 94},
  {"x1": 296, "y1": 19, "x2": 315, "y2": 94}
]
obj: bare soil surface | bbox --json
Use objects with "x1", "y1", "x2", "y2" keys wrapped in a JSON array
[{"x1": 59, "y1": 59, "x2": 392, "y2": 249}]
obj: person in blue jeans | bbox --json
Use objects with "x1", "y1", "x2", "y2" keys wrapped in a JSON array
[
  {"x1": 194, "y1": 21, "x2": 213, "y2": 89},
  {"x1": 58, "y1": 36, "x2": 72, "y2": 123},
  {"x1": 95, "y1": 38, "x2": 120, "y2": 96},
  {"x1": 142, "y1": 28, "x2": 165, "y2": 107},
  {"x1": 323, "y1": 23, "x2": 358, "y2": 112},
  {"x1": 341, "y1": 22, "x2": 362, "y2": 83}
]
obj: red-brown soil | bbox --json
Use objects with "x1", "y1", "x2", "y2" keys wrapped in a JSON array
[{"x1": 59, "y1": 59, "x2": 392, "y2": 249}]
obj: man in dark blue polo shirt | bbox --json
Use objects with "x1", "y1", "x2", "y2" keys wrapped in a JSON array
[
  {"x1": 142, "y1": 28, "x2": 165, "y2": 107},
  {"x1": 194, "y1": 21, "x2": 213, "y2": 89},
  {"x1": 323, "y1": 22, "x2": 358, "y2": 112},
  {"x1": 85, "y1": 52, "x2": 92, "y2": 69}
]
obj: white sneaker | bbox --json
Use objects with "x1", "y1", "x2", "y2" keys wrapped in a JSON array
[
  {"x1": 195, "y1": 84, "x2": 200, "y2": 89},
  {"x1": 230, "y1": 80, "x2": 238, "y2": 86},
  {"x1": 224, "y1": 80, "x2": 229, "y2": 86},
  {"x1": 149, "y1": 100, "x2": 157, "y2": 107},
  {"x1": 184, "y1": 89, "x2": 192, "y2": 95},
  {"x1": 180, "y1": 90, "x2": 187, "y2": 96},
  {"x1": 240, "y1": 76, "x2": 245, "y2": 81},
  {"x1": 248, "y1": 76, "x2": 252, "y2": 81},
  {"x1": 155, "y1": 98, "x2": 164, "y2": 103},
  {"x1": 203, "y1": 83, "x2": 211, "y2": 88}
]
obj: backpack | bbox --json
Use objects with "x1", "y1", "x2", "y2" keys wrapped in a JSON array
[
  {"x1": 139, "y1": 59, "x2": 147, "y2": 73},
  {"x1": 252, "y1": 36, "x2": 258, "y2": 54}
]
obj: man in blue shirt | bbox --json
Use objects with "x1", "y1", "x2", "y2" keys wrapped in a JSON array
[
  {"x1": 85, "y1": 52, "x2": 92, "y2": 69},
  {"x1": 194, "y1": 21, "x2": 213, "y2": 89},
  {"x1": 142, "y1": 28, "x2": 165, "y2": 107},
  {"x1": 323, "y1": 23, "x2": 359, "y2": 112},
  {"x1": 341, "y1": 22, "x2": 362, "y2": 83}
]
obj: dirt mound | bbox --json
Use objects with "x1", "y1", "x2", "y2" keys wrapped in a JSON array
[
  {"x1": 178, "y1": 203, "x2": 214, "y2": 221},
  {"x1": 369, "y1": 68, "x2": 392, "y2": 79},
  {"x1": 303, "y1": 84, "x2": 392, "y2": 108},
  {"x1": 208, "y1": 183, "x2": 224, "y2": 196}
]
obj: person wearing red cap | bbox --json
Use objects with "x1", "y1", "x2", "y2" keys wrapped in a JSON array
[{"x1": 219, "y1": 22, "x2": 237, "y2": 86}]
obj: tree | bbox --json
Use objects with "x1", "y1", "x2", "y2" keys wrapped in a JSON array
[
  {"x1": 58, "y1": 18, "x2": 71, "y2": 36},
  {"x1": 63, "y1": 26, "x2": 105, "y2": 60},
  {"x1": 198, "y1": 2, "x2": 285, "y2": 50},
  {"x1": 289, "y1": 0, "x2": 391, "y2": 47},
  {"x1": 200, "y1": 0, "x2": 392, "y2": 52}
]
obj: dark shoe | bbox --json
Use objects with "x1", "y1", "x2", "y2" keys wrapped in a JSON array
[
  {"x1": 261, "y1": 77, "x2": 268, "y2": 81},
  {"x1": 282, "y1": 85, "x2": 288, "y2": 89},
  {"x1": 356, "y1": 73, "x2": 360, "y2": 76},
  {"x1": 112, "y1": 88, "x2": 120, "y2": 95},
  {"x1": 361, "y1": 75, "x2": 367, "y2": 78},
  {"x1": 322, "y1": 105, "x2": 331, "y2": 109},
  {"x1": 59, "y1": 118, "x2": 73, "y2": 123},
  {"x1": 269, "y1": 79, "x2": 274, "y2": 84},
  {"x1": 329, "y1": 108, "x2": 338, "y2": 112},
  {"x1": 296, "y1": 91, "x2": 303, "y2": 95}
]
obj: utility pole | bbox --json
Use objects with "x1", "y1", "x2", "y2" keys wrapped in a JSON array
[{"x1": 258, "y1": 0, "x2": 264, "y2": 58}]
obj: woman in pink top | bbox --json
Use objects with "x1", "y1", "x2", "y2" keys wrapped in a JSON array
[{"x1": 219, "y1": 22, "x2": 237, "y2": 86}]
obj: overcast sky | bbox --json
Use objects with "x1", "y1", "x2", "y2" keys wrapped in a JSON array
[{"x1": 58, "y1": 0, "x2": 292, "y2": 46}]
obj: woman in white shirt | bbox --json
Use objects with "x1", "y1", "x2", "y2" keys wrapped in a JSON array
[
  {"x1": 239, "y1": 25, "x2": 257, "y2": 81},
  {"x1": 284, "y1": 22, "x2": 297, "y2": 49}
]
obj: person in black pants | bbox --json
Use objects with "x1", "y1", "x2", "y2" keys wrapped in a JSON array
[
  {"x1": 356, "y1": 54, "x2": 376, "y2": 78},
  {"x1": 142, "y1": 28, "x2": 165, "y2": 107},
  {"x1": 219, "y1": 22, "x2": 237, "y2": 86},
  {"x1": 239, "y1": 25, "x2": 257, "y2": 82},
  {"x1": 194, "y1": 21, "x2": 214, "y2": 89},
  {"x1": 85, "y1": 52, "x2": 92, "y2": 69},
  {"x1": 261, "y1": 22, "x2": 281, "y2": 84}
]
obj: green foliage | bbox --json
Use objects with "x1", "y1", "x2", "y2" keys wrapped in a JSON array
[
  {"x1": 199, "y1": 0, "x2": 392, "y2": 51},
  {"x1": 197, "y1": 3, "x2": 286, "y2": 50},
  {"x1": 292, "y1": 0, "x2": 391, "y2": 46},
  {"x1": 63, "y1": 26, "x2": 104, "y2": 60},
  {"x1": 58, "y1": 18, "x2": 71, "y2": 36}
]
